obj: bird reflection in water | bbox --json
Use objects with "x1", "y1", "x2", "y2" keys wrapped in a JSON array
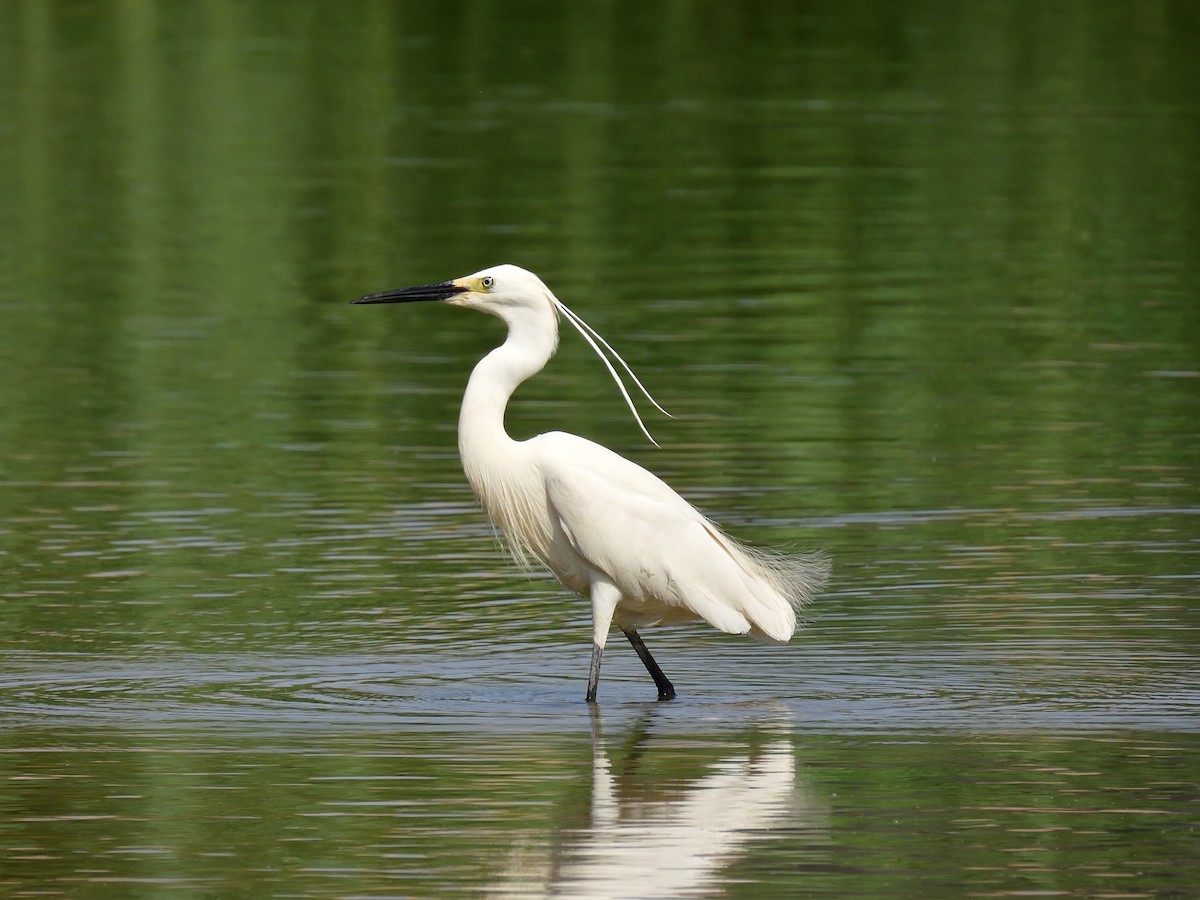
[{"x1": 487, "y1": 711, "x2": 819, "y2": 898}]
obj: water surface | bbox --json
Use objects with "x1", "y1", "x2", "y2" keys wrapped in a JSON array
[{"x1": 2, "y1": 2, "x2": 1198, "y2": 897}]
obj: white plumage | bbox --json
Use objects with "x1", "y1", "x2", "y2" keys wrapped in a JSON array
[{"x1": 355, "y1": 264, "x2": 828, "y2": 701}]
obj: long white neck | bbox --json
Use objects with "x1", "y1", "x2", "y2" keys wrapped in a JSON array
[{"x1": 458, "y1": 304, "x2": 559, "y2": 466}]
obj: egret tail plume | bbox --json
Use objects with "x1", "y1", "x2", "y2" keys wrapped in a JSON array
[
  {"x1": 553, "y1": 299, "x2": 671, "y2": 447},
  {"x1": 726, "y1": 537, "x2": 831, "y2": 637}
]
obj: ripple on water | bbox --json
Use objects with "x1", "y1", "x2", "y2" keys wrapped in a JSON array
[{"x1": 1, "y1": 632, "x2": 1196, "y2": 737}]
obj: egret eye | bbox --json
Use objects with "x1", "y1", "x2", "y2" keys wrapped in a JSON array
[{"x1": 481, "y1": 276, "x2": 495, "y2": 290}]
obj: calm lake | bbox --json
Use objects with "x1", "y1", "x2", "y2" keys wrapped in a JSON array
[{"x1": 2, "y1": 2, "x2": 1198, "y2": 897}]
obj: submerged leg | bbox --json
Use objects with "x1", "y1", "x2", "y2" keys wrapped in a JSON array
[
  {"x1": 585, "y1": 643, "x2": 603, "y2": 703},
  {"x1": 622, "y1": 628, "x2": 677, "y2": 700},
  {"x1": 586, "y1": 580, "x2": 620, "y2": 704}
]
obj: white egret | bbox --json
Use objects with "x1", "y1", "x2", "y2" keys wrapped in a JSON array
[{"x1": 354, "y1": 264, "x2": 828, "y2": 702}]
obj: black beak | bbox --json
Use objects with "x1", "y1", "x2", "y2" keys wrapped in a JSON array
[{"x1": 352, "y1": 281, "x2": 464, "y2": 305}]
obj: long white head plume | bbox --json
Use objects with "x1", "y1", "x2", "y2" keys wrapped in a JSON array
[{"x1": 551, "y1": 298, "x2": 673, "y2": 447}]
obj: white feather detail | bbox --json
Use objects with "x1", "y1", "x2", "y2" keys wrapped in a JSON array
[{"x1": 552, "y1": 298, "x2": 671, "y2": 447}]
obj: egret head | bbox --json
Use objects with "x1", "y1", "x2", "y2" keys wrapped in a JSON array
[
  {"x1": 353, "y1": 264, "x2": 555, "y2": 322},
  {"x1": 354, "y1": 263, "x2": 671, "y2": 445}
]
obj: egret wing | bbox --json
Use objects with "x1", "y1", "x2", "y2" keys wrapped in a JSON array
[{"x1": 531, "y1": 432, "x2": 798, "y2": 641}]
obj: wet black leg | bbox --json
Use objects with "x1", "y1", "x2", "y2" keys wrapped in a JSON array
[
  {"x1": 622, "y1": 628, "x2": 677, "y2": 700},
  {"x1": 585, "y1": 643, "x2": 603, "y2": 703}
]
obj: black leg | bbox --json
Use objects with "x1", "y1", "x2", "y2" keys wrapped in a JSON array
[
  {"x1": 622, "y1": 628, "x2": 676, "y2": 700},
  {"x1": 585, "y1": 643, "x2": 603, "y2": 703}
]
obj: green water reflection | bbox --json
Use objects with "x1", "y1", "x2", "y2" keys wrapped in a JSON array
[
  {"x1": 1, "y1": 1, "x2": 1198, "y2": 897},
  {"x1": 2, "y1": 719, "x2": 1197, "y2": 897}
]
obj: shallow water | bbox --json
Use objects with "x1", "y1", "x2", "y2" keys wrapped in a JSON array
[{"x1": 2, "y1": 2, "x2": 1199, "y2": 897}]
